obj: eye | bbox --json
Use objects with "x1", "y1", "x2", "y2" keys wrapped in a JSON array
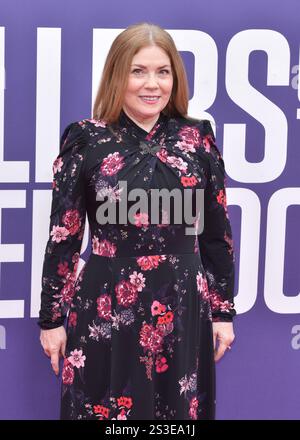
[
  {"x1": 159, "y1": 69, "x2": 170, "y2": 75},
  {"x1": 131, "y1": 68, "x2": 144, "y2": 74}
]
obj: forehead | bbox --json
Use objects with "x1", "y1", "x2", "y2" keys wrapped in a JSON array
[{"x1": 131, "y1": 46, "x2": 171, "y2": 65}]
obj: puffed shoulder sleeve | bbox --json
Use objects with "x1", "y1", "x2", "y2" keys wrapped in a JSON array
[
  {"x1": 37, "y1": 121, "x2": 88, "y2": 329},
  {"x1": 197, "y1": 119, "x2": 236, "y2": 322}
]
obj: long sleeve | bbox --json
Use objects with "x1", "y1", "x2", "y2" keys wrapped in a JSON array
[
  {"x1": 38, "y1": 121, "x2": 88, "y2": 329},
  {"x1": 197, "y1": 120, "x2": 236, "y2": 322}
]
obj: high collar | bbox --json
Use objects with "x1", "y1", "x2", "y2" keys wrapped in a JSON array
[{"x1": 117, "y1": 108, "x2": 169, "y2": 141}]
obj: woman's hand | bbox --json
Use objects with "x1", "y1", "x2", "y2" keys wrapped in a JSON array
[
  {"x1": 40, "y1": 326, "x2": 67, "y2": 376},
  {"x1": 212, "y1": 321, "x2": 235, "y2": 362}
]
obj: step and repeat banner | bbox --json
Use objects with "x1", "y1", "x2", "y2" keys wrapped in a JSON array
[{"x1": 0, "y1": 0, "x2": 300, "y2": 420}]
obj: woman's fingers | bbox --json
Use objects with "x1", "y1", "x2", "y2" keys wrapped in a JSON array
[
  {"x1": 50, "y1": 351, "x2": 60, "y2": 376},
  {"x1": 214, "y1": 340, "x2": 228, "y2": 362},
  {"x1": 44, "y1": 349, "x2": 51, "y2": 357},
  {"x1": 213, "y1": 331, "x2": 217, "y2": 351},
  {"x1": 40, "y1": 326, "x2": 67, "y2": 375},
  {"x1": 61, "y1": 340, "x2": 66, "y2": 359},
  {"x1": 212, "y1": 322, "x2": 235, "y2": 362}
]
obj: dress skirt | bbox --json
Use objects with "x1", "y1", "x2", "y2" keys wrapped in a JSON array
[{"x1": 60, "y1": 247, "x2": 216, "y2": 420}]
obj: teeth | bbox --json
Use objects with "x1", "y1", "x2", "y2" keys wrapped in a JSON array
[{"x1": 140, "y1": 96, "x2": 159, "y2": 100}]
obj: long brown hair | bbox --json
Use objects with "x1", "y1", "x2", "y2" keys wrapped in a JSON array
[{"x1": 92, "y1": 22, "x2": 190, "y2": 123}]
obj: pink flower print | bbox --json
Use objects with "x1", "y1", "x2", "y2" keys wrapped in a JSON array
[
  {"x1": 156, "y1": 148, "x2": 168, "y2": 163},
  {"x1": 69, "y1": 311, "x2": 77, "y2": 327},
  {"x1": 136, "y1": 255, "x2": 165, "y2": 271},
  {"x1": 166, "y1": 156, "x2": 188, "y2": 173},
  {"x1": 159, "y1": 255, "x2": 167, "y2": 262},
  {"x1": 96, "y1": 184, "x2": 123, "y2": 202},
  {"x1": 203, "y1": 135, "x2": 211, "y2": 152},
  {"x1": 189, "y1": 396, "x2": 199, "y2": 420},
  {"x1": 137, "y1": 256, "x2": 158, "y2": 271},
  {"x1": 155, "y1": 355, "x2": 169, "y2": 373},
  {"x1": 57, "y1": 261, "x2": 70, "y2": 278},
  {"x1": 60, "y1": 279, "x2": 76, "y2": 305},
  {"x1": 117, "y1": 396, "x2": 133, "y2": 409},
  {"x1": 157, "y1": 311, "x2": 174, "y2": 325},
  {"x1": 181, "y1": 175, "x2": 198, "y2": 187},
  {"x1": 175, "y1": 126, "x2": 201, "y2": 153},
  {"x1": 88, "y1": 322, "x2": 101, "y2": 341},
  {"x1": 92, "y1": 237, "x2": 117, "y2": 257},
  {"x1": 219, "y1": 300, "x2": 234, "y2": 312},
  {"x1": 68, "y1": 349, "x2": 86, "y2": 368},
  {"x1": 62, "y1": 358, "x2": 74, "y2": 385},
  {"x1": 156, "y1": 321, "x2": 174, "y2": 337},
  {"x1": 151, "y1": 300, "x2": 166, "y2": 316},
  {"x1": 100, "y1": 152, "x2": 125, "y2": 176},
  {"x1": 93, "y1": 404, "x2": 110, "y2": 419},
  {"x1": 51, "y1": 303, "x2": 62, "y2": 322},
  {"x1": 96, "y1": 294, "x2": 112, "y2": 320},
  {"x1": 98, "y1": 239, "x2": 117, "y2": 257},
  {"x1": 62, "y1": 209, "x2": 81, "y2": 236},
  {"x1": 209, "y1": 289, "x2": 235, "y2": 313},
  {"x1": 72, "y1": 252, "x2": 80, "y2": 265},
  {"x1": 196, "y1": 271, "x2": 210, "y2": 301},
  {"x1": 115, "y1": 280, "x2": 138, "y2": 307},
  {"x1": 139, "y1": 323, "x2": 164, "y2": 354},
  {"x1": 179, "y1": 375, "x2": 190, "y2": 395},
  {"x1": 50, "y1": 225, "x2": 69, "y2": 243},
  {"x1": 145, "y1": 121, "x2": 161, "y2": 140},
  {"x1": 134, "y1": 212, "x2": 149, "y2": 227},
  {"x1": 92, "y1": 236, "x2": 100, "y2": 254},
  {"x1": 216, "y1": 189, "x2": 227, "y2": 207},
  {"x1": 129, "y1": 271, "x2": 146, "y2": 292},
  {"x1": 52, "y1": 157, "x2": 63, "y2": 174},
  {"x1": 117, "y1": 409, "x2": 127, "y2": 420}
]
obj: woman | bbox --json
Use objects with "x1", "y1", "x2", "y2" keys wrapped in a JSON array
[{"x1": 38, "y1": 22, "x2": 236, "y2": 420}]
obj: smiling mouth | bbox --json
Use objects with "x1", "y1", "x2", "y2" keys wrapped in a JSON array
[{"x1": 139, "y1": 96, "x2": 161, "y2": 102}]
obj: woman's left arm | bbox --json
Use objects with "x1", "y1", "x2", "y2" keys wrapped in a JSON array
[{"x1": 197, "y1": 120, "x2": 236, "y2": 360}]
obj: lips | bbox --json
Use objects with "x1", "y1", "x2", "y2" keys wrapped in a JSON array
[{"x1": 139, "y1": 96, "x2": 161, "y2": 103}]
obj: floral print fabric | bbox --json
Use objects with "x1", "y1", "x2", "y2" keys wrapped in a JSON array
[{"x1": 38, "y1": 109, "x2": 236, "y2": 420}]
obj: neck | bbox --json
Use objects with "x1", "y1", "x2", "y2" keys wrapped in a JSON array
[{"x1": 122, "y1": 108, "x2": 160, "y2": 133}]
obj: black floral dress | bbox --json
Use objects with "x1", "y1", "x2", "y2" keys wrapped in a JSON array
[{"x1": 38, "y1": 109, "x2": 236, "y2": 420}]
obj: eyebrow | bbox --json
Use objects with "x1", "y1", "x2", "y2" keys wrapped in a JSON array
[{"x1": 131, "y1": 64, "x2": 171, "y2": 68}]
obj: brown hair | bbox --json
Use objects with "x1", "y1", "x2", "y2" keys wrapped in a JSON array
[{"x1": 92, "y1": 22, "x2": 190, "y2": 123}]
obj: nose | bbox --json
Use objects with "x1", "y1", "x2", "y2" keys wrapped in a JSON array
[{"x1": 144, "y1": 72, "x2": 159, "y2": 88}]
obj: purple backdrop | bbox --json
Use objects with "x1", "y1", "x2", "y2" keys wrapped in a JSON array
[{"x1": 0, "y1": 0, "x2": 300, "y2": 420}]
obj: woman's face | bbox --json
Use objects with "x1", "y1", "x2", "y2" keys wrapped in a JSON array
[{"x1": 122, "y1": 45, "x2": 173, "y2": 123}]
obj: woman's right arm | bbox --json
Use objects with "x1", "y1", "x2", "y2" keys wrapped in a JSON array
[{"x1": 38, "y1": 121, "x2": 88, "y2": 374}]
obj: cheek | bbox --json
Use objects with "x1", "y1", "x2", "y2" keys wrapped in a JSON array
[
  {"x1": 162, "y1": 79, "x2": 174, "y2": 96},
  {"x1": 125, "y1": 79, "x2": 142, "y2": 95}
]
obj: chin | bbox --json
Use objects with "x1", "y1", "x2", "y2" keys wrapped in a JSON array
[{"x1": 137, "y1": 108, "x2": 161, "y2": 117}]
